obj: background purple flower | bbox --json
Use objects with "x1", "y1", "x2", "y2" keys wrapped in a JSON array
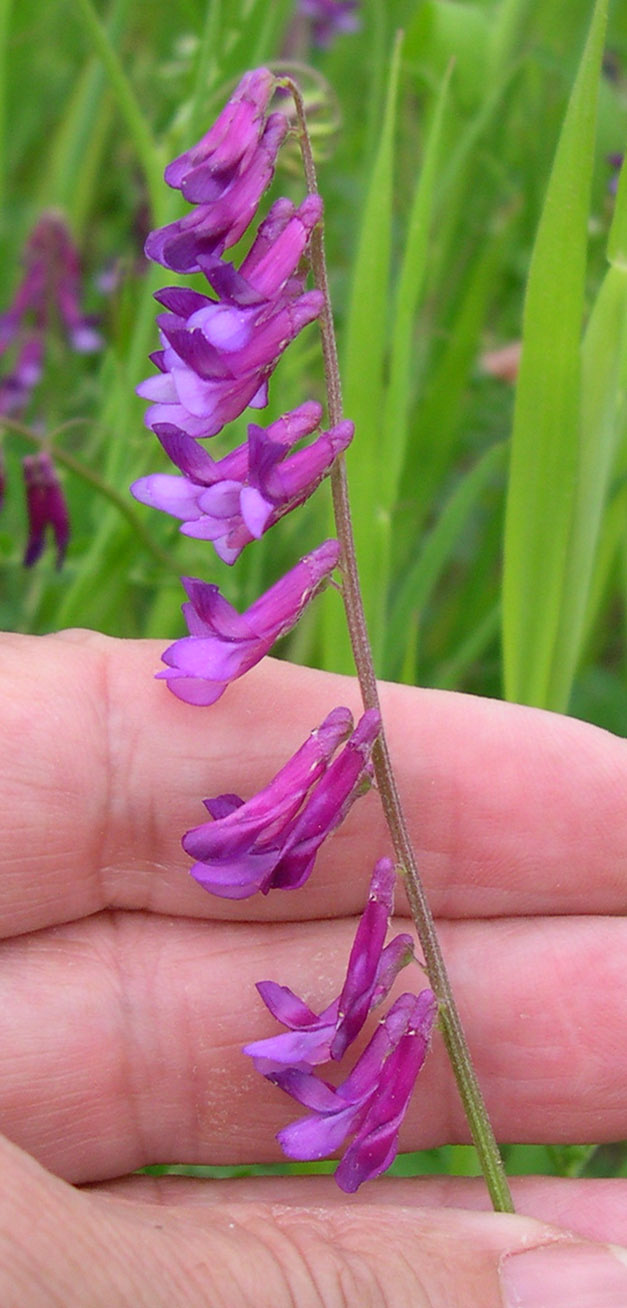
[
  {"x1": 22, "y1": 451, "x2": 70, "y2": 569},
  {"x1": 299, "y1": 0, "x2": 361, "y2": 47}
]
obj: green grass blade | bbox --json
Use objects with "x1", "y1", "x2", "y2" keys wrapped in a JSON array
[
  {"x1": 382, "y1": 62, "x2": 452, "y2": 509},
  {"x1": 501, "y1": 0, "x2": 608, "y2": 708},
  {"x1": 320, "y1": 33, "x2": 403, "y2": 674},
  {"x1": 69, "y1": 0, "x2": 166, "y2": 224},
  {"x1": 385, "y1": 442, "x2": 507, "y2": 682}
]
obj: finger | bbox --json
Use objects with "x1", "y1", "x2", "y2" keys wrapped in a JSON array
[
  {"x1": 2, "y1": 910, "x2": 626, "y2": 1182},
  {"x1": 92, "y1": 1172, "x2": 627, "y2": 1248},
  {"x1": 2, "y1": 630, "x2": 627, "y2": 935},
  {"x1": 3, "y1": 1133, "x2": 627, "y2": 1308}
]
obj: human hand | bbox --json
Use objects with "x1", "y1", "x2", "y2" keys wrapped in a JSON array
[{"x1": 2, "y1": 629, "x2": 627, "y2": 1306}]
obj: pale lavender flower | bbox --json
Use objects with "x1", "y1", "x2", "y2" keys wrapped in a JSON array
[
  {"x1": 22, "y1": 451, "x2": 70, "y2": 568},
  {"x1": 130, "y1": 402, "x2": 354, "y2": 564},
  {"x1": 139, "y1": 195, "x2": 324, "y2": 439},
  {"x1": 158, "y1": 538, "x2": 340, "y2": 705},
  {"x1": 273, "y1": 988, "x2": 436, "y2": 1192},
  {"x1": 184, "y1": 707, "x2": 381, "y2": 896},
  {"x1": 244, "y1": 858, "x2": 414, "y2": 1065}
]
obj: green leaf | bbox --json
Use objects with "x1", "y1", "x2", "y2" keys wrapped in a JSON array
[{"x1": 501, "y1": 0, "x2": 608, "y2": 709}]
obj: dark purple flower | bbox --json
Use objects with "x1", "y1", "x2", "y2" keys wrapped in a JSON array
[
  {"x1": 244, "y1": 858, "x2": 414, "y2": 1065},
  {"x1": 299, "y1": 0, "x2": 361, "y2": 47},
  {"x1": 22, "y1": 451, "x2": 70, "y2": 568},
  {"x1": 184, "y1": 707, "x2": 381, "y2": 896},
  {"x1": 158, "y1": 538, "x2": 340, "y2": 706},
  {"x1": 130, "y1": 402, "x2": 353, "y2": 564},
  {"x1": 139, "y1": 195, "x2": 324, "y2": 440},
  {"x1": 273, "y1": 988, "x2": 436, "y2": 1192}
]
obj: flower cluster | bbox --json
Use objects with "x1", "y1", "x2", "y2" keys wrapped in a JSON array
[
  {"x1": 0, "y1": 212, "x2": 101, "y2": 567},
  {"x1": 137, "y1": 68, "x2": 435, "y2": 1189}
]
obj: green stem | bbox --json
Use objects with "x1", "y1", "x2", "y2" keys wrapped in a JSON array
[
  {"x1": 286, "y1": 77, "x2": 514, "y2": 1215},
  {"x1": 2, "y1": 417, "x2": 178, "y2": 577}
]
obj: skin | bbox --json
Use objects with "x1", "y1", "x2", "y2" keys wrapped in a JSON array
[{"x1": 2, "y1": 627, "x2": 627, "y2": 1306}]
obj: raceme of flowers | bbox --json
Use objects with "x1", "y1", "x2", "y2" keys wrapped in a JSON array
[
  {"x1": 0, "y1": 212, "x2": 101, "y2": 567},
  {"x1": 136, "y1": 67, "x2": 436, "y2": 1190}
]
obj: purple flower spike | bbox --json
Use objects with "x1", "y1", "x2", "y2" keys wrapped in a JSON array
[
  {"x1": 22, "y1": 451, "x2": 70, "y2": 568},
  {"x1": 159, "y1": 539, "x2": 340, "y2": 706},
  {"x1": 131, "y1": 403, "x2": 353, "y2": 564},
  {"x1": 275, "y1": 988, "x2": 437, "y2": 1192},
  {"x1": 244, "y1": 858, "x2": 414, "y2": 1067},
  {"x1": 184, "y1": 707, "x2": 381, "y2": 897}
]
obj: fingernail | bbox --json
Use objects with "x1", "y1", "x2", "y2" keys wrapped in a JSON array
[{"x1": 500, "y1": 1242, "x2": 627, "y2": 1307}]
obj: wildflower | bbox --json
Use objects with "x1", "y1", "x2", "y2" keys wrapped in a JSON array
[
  {"x1": 184, "y1": 707, "x2": 381, "y2": 896},
  {"x1": 131, "y1": 402, "x2": 354, "y2": 564},
  {"x1": 0, "y1": 336, "x2": 43, "y2": 418},
  {"x1": 159, "y1": 538, "x2": 340, "y2": 705},
  {"x1": 22, "y1": 451, "x2": 70, "y2": 568},
  {"x1": 299, "y1": 0, "x2": 361, "y2": 48},
  {"x1": 145, "y1": 69, "x2": 288, "y2": 272},
  {"x1": 0, "y1": 212, "x2": 101, "y2": 364},
  {"x1": 139, "y1": 195, "x2": 324, "y2": 440},
  {"x1": 272, "y1": 988, "x2": 436, "y2": 1192},
  {"x1": 244, "y1": 858, "x2": 414, "y2": 1067}
]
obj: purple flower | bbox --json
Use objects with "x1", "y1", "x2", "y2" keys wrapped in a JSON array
[
  {"x1": 146, "y1": 115, "x2": 289, "y2": 274},
  {"x1": 145, "y1": 70, "x2": 287, "y2": 273},
  {"x1": 158, "y1": 538, "x2": 340, "y2": 706},
  {"x1": 184, "y1": 706, "x2": 381, "y2": 896},
  {"x1": 22, "y1": 451, "x2": 70, "y2": 568},
  {"x1": 130, "y1": 402, "x2": 354, "y2": 564},
  {"x1": 0, "y1": 213, "x2": 101, "y2": 363},
  {"x1": 244, "y1": 858, "x2": 414, "y2": 1066},
  {"x1": 165, "y1": 69, "x2": 277, "y2": 200},
  {"x1": 299, "y1": 0, "x2": 361, "y2": 47},
  {"x1": 139, "y1": 195, "x2": 324, "y2": 440},
  {"x1": 0, "y1": 335, "x2": 43, "y2": 417},
  {"x1": 273, "y1": 988, "x2": 436, "y2": 1192}
]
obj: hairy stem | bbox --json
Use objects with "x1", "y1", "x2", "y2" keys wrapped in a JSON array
[{"x1": 285, "y1": 76, "x2": 514, "y2": 1215}]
